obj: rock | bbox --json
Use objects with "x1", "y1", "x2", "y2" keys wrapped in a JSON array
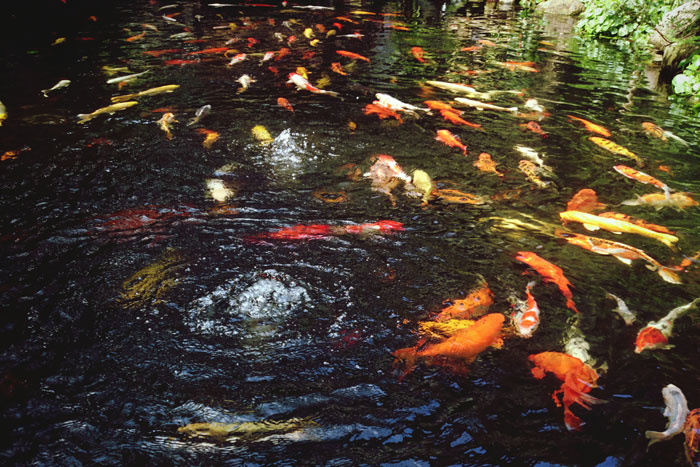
[
  {"x1": 649, "y1": 1, "x2": 700, "y2": 50},
  {"x1": 536, "y1": 0, "x2": 585, "y2": 16},
  {"x1": 661, "y1": 41, "x2": 700, "y2": 73}
]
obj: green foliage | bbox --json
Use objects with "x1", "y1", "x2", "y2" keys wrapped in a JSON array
[
  {"x1": 576, "y1": 0, "x2": 678, "y2": 48},
  {"x1": 672, "y1": 53, "x2": 700, "y2": 97}
]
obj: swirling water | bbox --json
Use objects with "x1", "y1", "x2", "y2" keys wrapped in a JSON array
[{"x1": 2, "y1": 1, "x2": 700, "y2": 465}]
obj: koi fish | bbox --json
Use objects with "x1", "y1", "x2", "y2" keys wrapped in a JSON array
[
  {"x1": 512, "y1": 281, "x2": 540, "y2": 338},
  {"x1": 518, "y1": 160, "x2": 549, "y2": 189},
  {"x1": 613, "y1": 165, "x2": 669, "y2": 193},
  {"x1": 77, "y1": 101, "x2": 138, "y2": 124},
  {"x1": 559, "y1": 210, "x2": 679, "y2": 248},
  {"x1": 605, "y1": 292, "x2": 636, "y2": 325},
  {"x1": 566, "y1": 189, "x2": 605, "y2": 213},
  {"x1": 111, "y1": 84, "x2": 180, "y2": 103},
  {"x1": 228, "y1": 53, "x2": 247, "y2": 66},
  {"x1": 454, "y1": 97, "x2": 518, "y2": 113},
  {"x1": 106, "y1": 70, "x2": 150, "y2": 84},
  {"x1": 143, "y1": 49, "x2": 182, "y2": 57},
  {"x1": 259, "y1": 51, "x2": 275, "y2": 64},
  {"x1": 529, "y1": 351, "x2": 603, "y2": 431},
  {"x1": 0, "y1": 100, "x2": 6, "y2": 126},
  {"x1": 589, "y1": 137, "x2": 644, "y2": 167},
  {"x1": 287, "y1": 73, "x2": 339, "y2": 97},
  {"x1": 684, "y1": 408, "x2": 700, "y2": 465},
  {"x1": 567, "y1": 115, "x2": 611, "y2": 137},
  {"x1": 157, "y1": 112, "x2": 177, "y2": 140},
  {"x1": 277, "y1": 97, "x2": 294, "y2": 112},
  {"x1": 635, "y1": 298, "x2": 700, "y2": 353},
  {"x1": 246, "y1": 220, "x2": 404, "y2": 242},
  {"x1": 336, "y1": 50, "x2": 370, "y2": 62},
  {"x1": 393, "y1": 313, "x2": 504, "y2": 379},
  {"x1": 251, "y1": 125, "x2": 273, "y2": 145},
  {"x1": 164, "y1": 59, "x2": 204, "y2": 66},
  {"x1": 425, "y1": 100, "x2": 462, "y2": 114},
  {"x1": 556, "y1": 231, "x2": 682, "y2": 284},
  {"x1": 435, "y1": 189, "x2": 488, "y2": 205},
  {"x1": 646, "y1": 384, "x2": 690, "y2": 448},
  {"x1": 436, "y1": 129, "x2": 467, "y2": 155},
  {"x1": 408, "y1": 169, "x2": 435, "y2": 205},
  {"x1": 460, "y1": 46, "x2": 482, "y2": 52},
  {"x1": 478, "y1": 39, "x2": 497, "y2": 47},
  {"x1": 126, "y1": 31, "x2": 146, "y2": 42},
  {"x1": 425, "y1": 80, "x2": 486, "y2": 98},
  {"x1": 374, "y1": 93, "x2": 430, "y2": 114},
  {"x1": 474, "y1": 153, "x2": 504, "y2": 178},
  {"x1": 642, "y1": 121, "x2": 689, "y2": 146},
  {"x1": 196, "y1": 128, "x2": 219, "y2": 149},
  {"x1": 494, "y1": 61, "x2": 538, "y2": 72},
  {"x1": 435, "y1": 279, "x2": 494, "y2": 321},
  {"x1": 41, "y1": 79, "x2": 71, "y2": 97},
  {"x1": 520, "y1": 121, "x2": 547, "y2": 137},
  {"x1": 597, "y1": 211, "x2": 674, "y2": 235},
  {"x1": 187, "y1": 104, "x2": 211, "y2": 126},
  {"x1": 330, "y1": 62, "x2": 348, "y2": 75},
  {"x1": 186, "y1": 47, "x2": 230, "y2": 56},
  {"x1": 363, "y1": 103, "x2": 402, "y2": 123},
  {"x1": 621, "y1": 192, "x2": 698, "y2": 210},
  {"x1": 274, "y1": 48, "x2": 290, "y2": 61},
  {"x1": 440, "y1": 109, "x2": 481, "y2": 128},
  {"x1": 236, "y1": 74, "x2": 255, "y2": 93},
  {"x1": 410, "y1": 46, "x2": 426, "y2": 62},
  {"x1": 515, "y1": 251, "x2": 578, "y2": 313}
]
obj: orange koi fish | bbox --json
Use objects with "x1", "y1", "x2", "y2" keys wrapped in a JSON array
[
  {"x1": 529, "y1": 352, "x2": 603, "y2": 431},
  {"x1": 597, "y1": 212, "x2": 674, "y2": 235},
  {"x1": 186, "y1": 47, "x2": 230, "y2": 55},
  {"x1": 478, "y1": 39, "x2": 497, "y2": 47},
  {"x1": 277, "y1": 97, "x2": 294, "y2": 112},
  {"x1": 556, "y1": 231, "x2": 682, "y2": 284},
  {"x1": 520, "y1": 121, "x2": 547, "y2": 137},
  {"x1": 315, "y1": 23, "x2": 326, "y2": 33},
  {"x1": 274, "y1": 47, "x2": 290, "y2": 61},
  {"x1": 335, "y1": 16, "x2": 357, "y2": 23},
  {"x1": 164, "y1": 59, "x2": 203, "y2": 66},
  {"x1": 440, "y1": 109, "x2": 481, "y2": 128},
  {"x1": 435, "y1": 189, "x2": 488, "y2": 204},
  {"x1": 393, "y1": 313, "x2": 504, "y2": 379},
  {"x1": 425, "y1": 100, "x2": 461, "y2": 114},
  {"x1": 515, "y1": 251, "x2": 578, "y2": 313},
  {"x1": 248, "y1": 37, "x2": 259, "y2": 48},
  {"x1": 436, "y1": 129, "x2": 467, "y2": 155},
  {"x1": 512, "y1": 281, "x2": 540, "y2": 338},
  {"x1": 363, "y1": 103, "x2": 403, "y2": 123},
  {"x1": 496, "y1": 61, "x2": 538, "y2": 72},
  {"x1": 435, "y1": 280, "x2": 494, "y2": 321},
  {"x1": 684, "y1": 408, "x2": 700, "y2": 465},
  {"x1": 410, "y1": 46, "x2": 426, "y2": 63},
  {"x1": 330, "y1": 62, "x2": 348, "y2": 75},
  {"x1": 613, "y1": 165, "x2": 669, "y2": 192},
  {"x1": 196, "y1": 128, "x2": 219, "y2": 149},
  {"x1": 474, "y1": 153, "x2": 504, "y2": 178},
  {"x1": 126, "y1": 31, "x2": 146, "y2": 42},
  {"x1": 641, "y1": 121, "x2": 689, "y2": 145},
  {"x1": 589, "y1": 137, "x2": 644, "y2": 167},
  {"x1": 635, "y1": 298, "x2": 700, "y2": 353},
  {"x1": 460, "y1": 45, "x2": 482, "y2": 52},
  {"x1": 245, "y1": 220, "x2": 404, "y2": 243},
  {"x1": 143, "y1": 48, "x2": 182, "y2": 57},
  {"x1": 567, "y1": 115, "x2": 611, "y2": 137},
  {"x1": 559, "y1": 210, "x2": 678, "y2": 248},
  {"x1": 336, "y1": 50, "x2": 370, "y2": 62},
  {"x1": 622, "y1": 192, "x2": 698, "y2": 210},
  {"x1": 566, "y1": 189, "x2": 605, "y2": 213}
]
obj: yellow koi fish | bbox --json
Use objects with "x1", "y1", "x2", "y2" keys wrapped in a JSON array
[
  {"x1": 157, "y1": 112, "x2": 177, "y2": 139},
  {"x1": 589, "y1": 137, "x2": 644, "y2": 167},
  {"x1": 111, "y1": 84, "x2": 180, "y2": 103},
  {"x1": 559, "y1": 210, "x2": 678, "y2": 248},
  {"x1": 0, "y1": 100, "x2": 7, "y2": 126},
  {"x1": 77, "y1": 101, "x2": 138, "y2": 124}
]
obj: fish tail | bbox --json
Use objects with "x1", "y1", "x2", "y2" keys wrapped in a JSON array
[
  {"x1": 322, "y1": 90, "x2": 340, "y2": 98},
  {"x1": 644, "y1": 430, "x2": 669, "y2": 448},
  {"x1": 657, "y1": 266, "x2": 682, "y2": 284},
  {"x1": 76, "y1": 114, "x2": 92, "y2": 124},
  {"x1": 566, "y1": 298, "x2": 579, "y2": 313},
  {"x1": 563, "y1": 407, "x2": 584, "y2": 431}
]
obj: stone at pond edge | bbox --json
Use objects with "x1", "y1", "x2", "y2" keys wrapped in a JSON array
[
  {"x1": 662, "y1": 41, "x2": 700, "y2": 75},
  {"x1": 535, "y1": 0, "x2": 584, "y2": 16},
  {"x1": 649, "y1": 1, "x2": 700, "y2": 51}
]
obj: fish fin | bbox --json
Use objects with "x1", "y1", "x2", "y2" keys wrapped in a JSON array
[
  {"x1": 613, "y1": 255, "x2": 633, "y2": 265},
  {"x1": 566, "y1": 299, "x2": 579, "y2": 313},
  {"x1": 563, "y1": 407, "x2": 584, "y2": 431},
  {"x1": 645, "y1": 430, "x2": 672, "y2": 448},
  {"x1": 658, "y1": 266, "x2": 682, "y2": 284},
  {"x1": 582, "y1": 223, "x2": 599, "y2": 231},
  {"x1": 41, "y1": 90, "x2": 49, "y2": 98},
  {"x1": 76, "y1": 114, "x2": 91, "y2": 124}
]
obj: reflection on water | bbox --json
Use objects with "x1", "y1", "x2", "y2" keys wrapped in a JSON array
[{"x1": 1, "y1": 1, "x2": 700, "y2": 465}]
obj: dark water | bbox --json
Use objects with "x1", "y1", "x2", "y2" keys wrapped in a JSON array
[{"x1": 2, "y1": 1, "x2": 700, "y2": 465}]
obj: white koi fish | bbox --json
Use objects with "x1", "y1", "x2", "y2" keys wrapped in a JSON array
[
  {"x1": 41, "y1": 79, "x2": 71, "y2": 97},
  {"x1": 605, "y1": 292, "x2": 636, "y2": 325},
  {"x1": 454, "y1": 97, "x2": 518, "y2": 113},
  {"x1": 374, "y1": 93, "x2": 430, "y2": 115},
  {"x1": 645, "y1": 384, "x2": 690, "y2": 447}
]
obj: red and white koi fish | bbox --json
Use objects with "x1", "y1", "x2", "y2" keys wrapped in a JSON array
[
  {"x1": 244, "y1": 220, "x2": 404, "y2": 242},
  {"x1": 287, "y1": 73, "x2": 339, "y2": 97},
  {"x1": 515, "y1": 251, "x2": 578, "y2": 313},
  {"x1": 645, "y1": 384, "x2": 690, "y2": 447},
  {"x1": 512, "y1": 281, "x2": 540, "y2": 338},
  {"x1": 227, "y1": 53, "x2": 247, "y2": 66},
  {"x1": 635, "y1": 298, "x2": 700, "y2": 353}
]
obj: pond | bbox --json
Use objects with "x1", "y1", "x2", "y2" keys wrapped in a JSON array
[{"x1": 2, "y1": 1, "x2": 700, "y2": 465}]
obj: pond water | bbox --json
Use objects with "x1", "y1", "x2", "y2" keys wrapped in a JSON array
[{"x1": 2, "y1": 1, "x2": 700, "y2": 465}]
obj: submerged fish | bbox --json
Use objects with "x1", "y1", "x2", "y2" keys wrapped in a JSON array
[
  {"x1": 474, "y1": 152, "x2": 504, "y2": 178},
  {"x1": 157, "y1": 112, "x2": 177, "y2": 140},
  {"x1": 568, "y1": 115, "x2": 611, "y2": 137},
  {"x1": 635, "y1": 298, "x2": 700, "y2": 353},
  {"x1": 566, "y1": 189, "x2": 605, "y2": 213},
  {"x1": 435, "y1": 278, "x2": 494, "y2": 322},
  {"x1": 518, "y1": 160, "x2": 549, "y2": 189},
  {"x1": 559, "y1": 210, "x2": 679, "y2": 248},
  {"x1": 287, "y1": 73, "x2": 339, "y2": 97},
  {"x1": 622, "y1": 192, "x2": 698, "y2": 211},
  {"x1": 454, "y1": 97, "x2": 518, "y2": 113},
  {"x1": 589, "y1": 136, "x2": 644, "y2": 167},
  {"x1": 251, "y1": 125, "x2": 273, "y2": 145},
  {"x1": 645, "y1": 384, "x2": 690, "y2": 447},
  {"x1": 374, "y1": 93, "x2": 430, "y2": 115},
  {"x1": 363, "y1": 103, "x2": 403, "y2": 123},
  {"x1": 106, "y1": 70, "x2": 150, "y2": 84},
  {"x1": 613, "y1": 165, "x2": 669, "y2": 192},
  {"x1": 336, "y1": 50, "x2": 370, "y2": 62},
  {"x1": 77, "y1": 101, "x2": 138, "y2": 124},
  {"x1": 111, "y1": 85, "x2": 180, "y2": 103},
  {"x1": 245, "y1": 220, "x2": 404, "y2": 242},
  {"x1": 642, "y1": 121, "x2": 689, "y2": 146},
  {"x1": 178, "y1": 418, "x2": 317, "y2": 442},
  {"x1": 237, "y1": 74, "x2": 255, "y2": 93},
  {"x1": 511, "y1": 281, "x2": 540, "y2": 338},
  {"x1": 41, "y1": 79, "x2": 71, "y2": 97},
  {"x1": 515, "y1": 251, "x2": 578, "y2": 313},
  {"x1": 440, "y1": 109, "x2": 481, "y2": 128},
  {"x1": 408, "y1": 169, "x2": 435, "y2": 205},
  {"x1": 0, "y1": 100, "x2": 6, "y2": 126},
  {"x1": 187, "y1": 104, "x2": 211, "y2": 126},
  {"x1": 605, "y1": 292, "x2": 636, "y2": 325},
  {"x1": 411, "y1": 46, "x2": 426, "y2": 63},
  {"x1": 684, "y1": 409, "x2": 700, "y2": 465},
  {"x1": 436, "y1": 129, "x2": 467, "y2": 155},
  {"x1": 119, "y1": 249, "x2": 183, "y2": 309}
]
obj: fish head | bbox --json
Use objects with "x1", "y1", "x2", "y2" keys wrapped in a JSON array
[{"x1": 634, "y1": 327, "x2": 669, "y2": 353}]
